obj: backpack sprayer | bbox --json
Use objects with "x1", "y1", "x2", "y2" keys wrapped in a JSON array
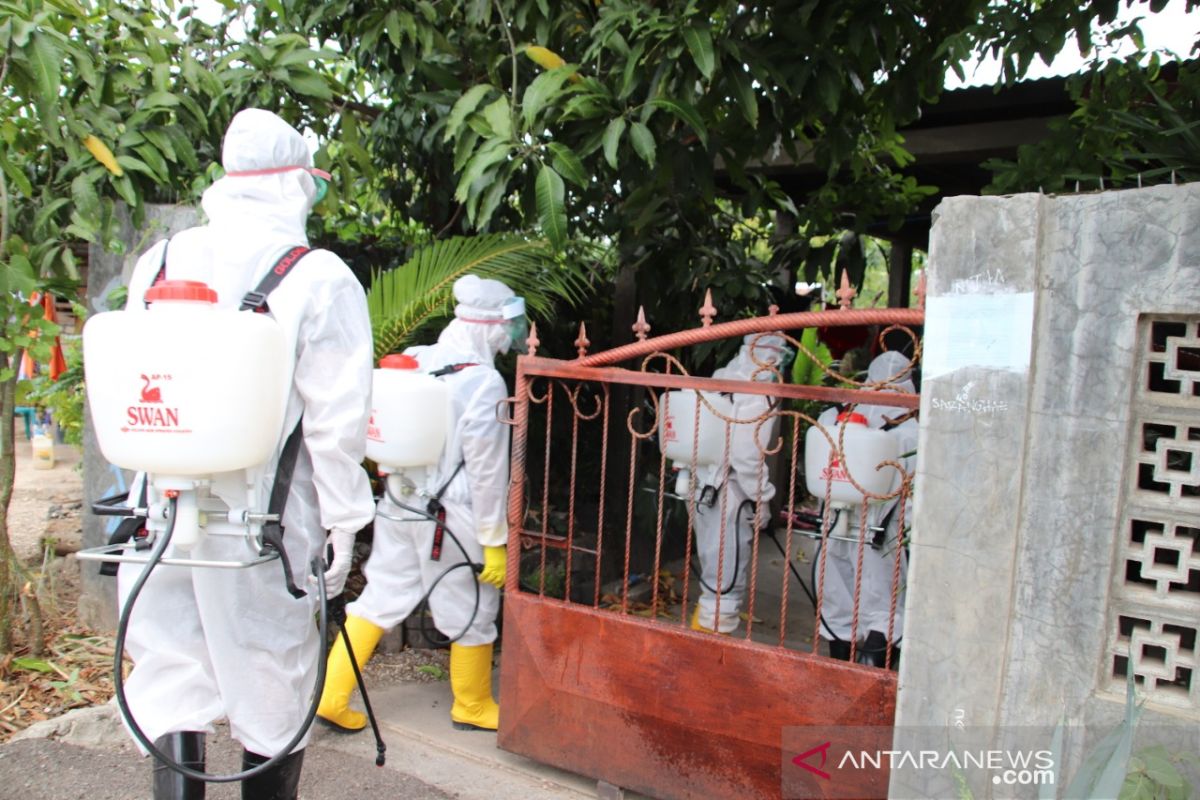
[
  {"x1": 76, "y1": 267, "x2": 386, "y2": 781},
  {"x1": 655, "y1": 389, "x2": 903, "y2": 653},
  {"x1": 657, "y1": 388, "x2": 736, "y2": 506},
  {"x1": 803, "y1": 410, "x2": 900, "y2": 544},
  {"x1": 368, "y1": 355, "x2": 487, "y2": 646}
]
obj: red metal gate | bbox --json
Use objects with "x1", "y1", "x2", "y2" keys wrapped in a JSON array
[{"x1": 498, "y1": 293, "x2": 923, "y2": 800}]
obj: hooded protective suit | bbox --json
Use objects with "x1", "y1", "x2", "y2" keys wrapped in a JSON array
[
  {"x1": 320, "y1": 276, "x2": 513, "y2": 734},
  {"x1": 116, "y1": 109, "x2": 375, "y2": 759},
  {"x1": 347, "y1": 276, "x2": 513, "y2": 644},
  {"x1": 815, "y1": 351, "x2": 917, "y2": 652},
  {"x1": 690, "y1": 333, "x2": 786, "y2": 634}
]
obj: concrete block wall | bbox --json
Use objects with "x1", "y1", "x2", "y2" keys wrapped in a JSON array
[{"x1": 897, "y1": 184, "x2": 1200, "y2": 795}]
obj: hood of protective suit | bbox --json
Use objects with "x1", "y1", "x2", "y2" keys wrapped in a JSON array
[
  {"x1": 200, "y1": 109, "x2": 318, "y2": 256},
  {"x1": 714, "y1": 333, "x2": 788, "y2": 382},
  {"x1": 865, "y1": 351, "x2": 915, "y2": 394},
  {"x1": 435, "y1": 274, "x2": 516, "y2": 361}
]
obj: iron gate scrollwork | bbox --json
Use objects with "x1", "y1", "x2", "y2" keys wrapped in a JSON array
[{"x1": 499, "y1": 301, "x2": 923, "y2": 800}]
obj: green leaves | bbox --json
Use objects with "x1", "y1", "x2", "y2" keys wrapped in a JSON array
[
  {"x1": 647, "y1": 98, "x2": 708, "y2": 149},
  {"x1": 682, "y1": 25, "x2": 715, "y2": 80},
  {"x1": 26, "y1": 32, "x2": 63, "y2": 114},
  {"x1": 629, "y1": 122, "x2": 656, "y2": 167},
  {"x1": 444, "y1": 85, "x2": 495, "y2": 142},
  {"x1": 535, "y1": 164, "x2": 566, "y2": 250},
  {"x1": 367, "y1": 235, "x2": 588, "y2": 360},
  {"x1": 546, "y1": 142, "x2": 587, "y2": 188},
  {"x1": 603, "y1": 117, "x2": 627, "y2": 168},
  {"x1": 522, "y1": 66, "x2": 577, "y2": 128}
]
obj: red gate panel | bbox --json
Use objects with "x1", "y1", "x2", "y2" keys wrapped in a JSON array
[{"x1": 499, "y1": 593, "x2": 895, "y2": 800}]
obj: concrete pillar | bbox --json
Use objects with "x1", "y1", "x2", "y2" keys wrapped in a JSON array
[{"x1": 897, "y1": 184, "x2": 1200, "y2": 796}]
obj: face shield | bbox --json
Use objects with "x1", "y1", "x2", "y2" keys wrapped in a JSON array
[
  {"x1": 224, "y1": 165, "x2": 331, "y2": 203},
  {"x1": 502, "y1": 296, "x2": 528, "y2": 355}
]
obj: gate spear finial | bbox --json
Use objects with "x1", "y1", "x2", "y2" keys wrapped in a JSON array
[
  {"x1": 699, "y1": 289, "x2": 716, "y2": 327},
  {"x1": 836, "y1": 270, "x2": 856, "y2": 310},
  {"x1": 632, "y1": 306, "x2": 651, "y2": 341},
  {"x1": 526, "y1": 321, "x2": 540, "y2": 357},
  {"x1": 575, "y1": 322, "x2": 590, "y2": 358}
]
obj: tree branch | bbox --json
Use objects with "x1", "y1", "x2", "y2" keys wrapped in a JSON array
[{"x1": 493, "y1": 0, "x2": 520, "y2": 133}]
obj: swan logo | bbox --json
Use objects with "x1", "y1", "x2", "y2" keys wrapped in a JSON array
[
  {"x1": 820, "y1": 458, "x2": 850, "y2": 483},
  {"x1": 662, "y1": 415, "x2": 677, "y2": 444},
  {"x1": 124, "y1": 374, "x2": 182, "y2": 431}
]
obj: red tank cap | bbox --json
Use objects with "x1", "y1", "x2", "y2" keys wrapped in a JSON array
[
  {"x1": 836, "y1": 411, "x2": 869, "y2": 426},
  {"x1": 380, "y1": 354, "x2": 420, "y2": 370},
  {"x1": 144, "y1": 280, "x2": 218, "y2": 304}
]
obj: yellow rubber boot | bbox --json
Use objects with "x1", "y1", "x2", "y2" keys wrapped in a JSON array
[
  {"x1": 690, "y1": 605, "x2": 732, "y2": 635},
  {"x1": 317, "y1": 615, "x2": 384, "y2": 733},
  {"x1": 449, "y1": 643, "x2": 500, "y2": 731}
]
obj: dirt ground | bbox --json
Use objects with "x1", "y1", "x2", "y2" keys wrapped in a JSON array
[{"x1": 8, "y1": 439, "x2": 83, "y2": 564}]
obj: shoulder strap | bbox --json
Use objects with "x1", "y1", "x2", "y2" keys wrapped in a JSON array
[
  {"x1": 143, "y1": 240, "x2": 171, "y2": 308},
  {"x1": 240, "y1": 246, "x2": 312, "y2": 314},
  {"x1": 429, "y1": 362, "x2": 479, "y2": 378},
  {"x1": 434, "y1": 460, "x2": 466, "y2": 502},
  {"x1": 258, "y1": 422, "x2": 308, "y2": 598}
]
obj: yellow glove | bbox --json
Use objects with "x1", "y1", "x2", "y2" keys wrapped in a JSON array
[{"x1": 478, "y1": 545, "x2": 506, "y2": 589}]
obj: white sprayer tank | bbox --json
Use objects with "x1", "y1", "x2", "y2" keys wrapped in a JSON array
[
  {"x1": 658, "y1": 389, "x2": 735, "y2": 496},
  {"x1": 85, "y1": 280, "x2": 288, "y2": 478},
  {"x1": 366, "y1": 354, "x2": 448, "y2": 478},
  {"x1": 804, "y1": 411, "x2": 899, "y2": 505}
]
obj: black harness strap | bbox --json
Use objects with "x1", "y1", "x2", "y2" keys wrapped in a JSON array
[
  {"x1": 428, "y1": 460, "x2": 465, "y2": 561},
  {"x1": 428, "y1": 362, "x2": 478, "y2": 377},
  {"x1": 240, "y1": 246, "x2": 312, "y2": 313},
  {"x1": 260, "y1": 423, "x2": 308, "y2": 598},
  {"x1": 245, "y1": 245, "x2": 316, "y2": 598},
  {"x1": 143, "y1": 241, "x2": 170, "y2": 308},
  {"x1": 421, "y1": 362, "x2": 477, "y2": 560}
]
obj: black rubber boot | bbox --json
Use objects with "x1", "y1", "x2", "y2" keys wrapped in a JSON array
[
  {"x1": 241, "y1": 748, "x2": 305, "y2": 800},
  {"x1": 152, "y1": 732, "x2": 206, "y2": 799},
  {"x1": 827, "y1": 638, "x2": 852, "y2": 661},
  {"x1": 856, "y1": 630, "x2": 899, "y2": 669}
]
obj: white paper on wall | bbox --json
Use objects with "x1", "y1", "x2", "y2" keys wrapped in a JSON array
[{"x1": 922, "y1": 292, "x2": 1035, "y2": 379}]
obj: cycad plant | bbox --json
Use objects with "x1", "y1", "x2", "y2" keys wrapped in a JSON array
[{"x1": 367, "y1": 234, "x2": 589, "y2": 362}]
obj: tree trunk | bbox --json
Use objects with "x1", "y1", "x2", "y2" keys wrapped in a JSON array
[
  {"x1": 888, "y1": 241, "x2": 913, "y2": 308},
  {"x1": 0, "y1": 349, "x2": 17, "y2": 654}
]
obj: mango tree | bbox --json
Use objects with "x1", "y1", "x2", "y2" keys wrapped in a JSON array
[{"x1": 0, "y1": 0, "x2": 355, "y2": 653}]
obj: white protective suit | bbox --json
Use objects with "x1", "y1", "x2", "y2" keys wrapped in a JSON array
[
  {"x1": 691, "y1": 333, "x2": 786, "y2": 634},
  {"x1": 116, "y1": 109, "x2": 376, "y2": 757},
  {"x1": 348, "y1": 276, "x2": 513, "y2": 646},
  {"x1": 815, "y1": 351, "x2": 917, "y2": 645}
]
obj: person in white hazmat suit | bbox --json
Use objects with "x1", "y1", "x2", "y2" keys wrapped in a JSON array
[
  {"x1": 814, "y1": 350, "x2": 917, "y2": 667},
  {"x1": 317, "y1": 274, "x2": 519, "y2": 733},
  {"x1": 117, "y1": 109, "x2": 375, "y2": 799},
  {"x1": 689, "y1": 333, "x2": 789, "y2": 634}
]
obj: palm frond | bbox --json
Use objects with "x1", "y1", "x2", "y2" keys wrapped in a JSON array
[{"x1": 367, "y1": 234, "x2": 589, "y2": 361}]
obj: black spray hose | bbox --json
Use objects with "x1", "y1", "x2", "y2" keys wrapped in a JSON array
[
  {"x1": 689, "y1": 497, "x2": 753, "y2": 597},
  {"x1": 327, "y1": 595, "x2": 387, "y2": 766},
  {"x1": 761, "y1": 529, "x2": 899, "y2": 654},
  {"x1": 379, "y1": 486, "x2": 484, "y2": 647},
  {"x1": 113, "y1": 494, "x2": 330, "y2": 783}
]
